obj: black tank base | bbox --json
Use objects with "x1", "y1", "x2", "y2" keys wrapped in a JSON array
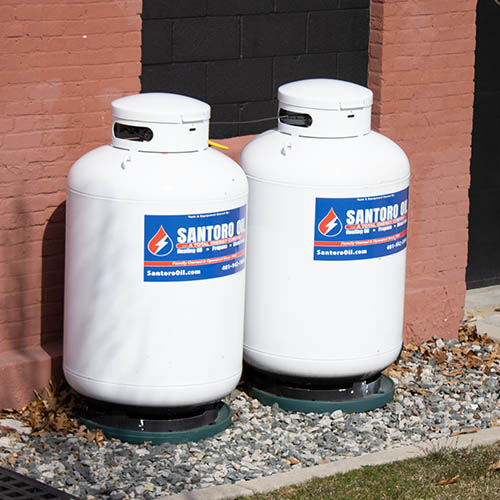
[
  {"x1": 245, "y1": 367, "x2": 394, "y2": 414},
  {"x1": 77, "y1": 398, "x2": 232, "y2": 445}
]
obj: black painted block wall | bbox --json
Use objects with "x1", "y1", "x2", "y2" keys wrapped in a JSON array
[
  {"x1": 141, "y1": 0, "x2": 369, "y2": 138},
  {"x1": 466, "y1": 0, "x2": 500, "y2": 288}
]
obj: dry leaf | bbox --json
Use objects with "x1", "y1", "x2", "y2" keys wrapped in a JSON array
[
  {"x1": 492, "y1": 416, "x2": 498, "y2": 428},
  {"x1": 0, "y1": 379, "x2": 82, "y2": 437},
  {"x1": 402, "y1": 386, "x2": 430, "y2": 397},
  {"x1": 443, "y1": 369, "x2": 465, "y2": 377},
  {"x1": 451, "y1": 427, "x2": 478, "y2": 436},
  {"x1": 384, "y1": 368, "x2": 401, "y2": 378},
  {"x1": 405, "y1": 344, "x2": 419, "y2": 352},
  {"x1": 87, "y1": 428, "x2": 106, "y2": 445},
  {"x1": 284, "y1": 456, "x2": 300, "y2": 465},
  {"x1": 465, "y1": 350, "x2": 481, "y2": 361},
  {"x1": 438, "y1": 474, "x2": 460, "y2": 485},
  {"x1": 432, "y1": 349, "x2": 447, "y2": 364},
  {"x1": 459, "y1": 324, "x2": 497, "y2": 346},
  {"x1": 415, "y1": 388, "x2": 430, "y2": 396},
  {"x1": 488, "y1": 461, "x2": 500, "y2": 471},
  {"x1": 465, "y1": 360, "x2": 482, "y2": 369},
  {"x1": 419, "y1": 345, "x2": 429, "y2": 355}
]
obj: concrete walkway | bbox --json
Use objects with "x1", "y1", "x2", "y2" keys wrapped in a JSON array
[
  {"x1": 161, "y1": 427, "x2": 500, "y2": 499},
  {"x1": 465, "y1": 284, "x2": 500, "y2": 341}
]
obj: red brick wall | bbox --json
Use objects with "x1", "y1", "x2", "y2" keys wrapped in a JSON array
[
  {"x1": 0, "y1": 0, "x2": 478, "y2": 408},
  {"x1": 0, "y1": 0, "x2": 141, "y2": 408},
  {"x1": 368, "y1": 0, "x2": 477, "y2": 343}
]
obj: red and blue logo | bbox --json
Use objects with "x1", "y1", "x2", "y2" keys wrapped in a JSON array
[
  {"x1": 318, "y1": 208, "x2": 343, "y2": 237},
  {"x1": 144, "y1": 207, "x2": 246, "y2": 282},
  {"x1": 147, "y1": 226, "x2": 174, "y2": 256}
]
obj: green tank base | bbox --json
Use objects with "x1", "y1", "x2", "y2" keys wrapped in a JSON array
[
  {"x1": 78, "y1": 401, "x2": 232, "y2": 445},
  {"x1": 247, "y1": 374, "x2": 395, "y2": 414}
]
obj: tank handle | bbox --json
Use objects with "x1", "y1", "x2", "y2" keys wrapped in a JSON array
[
  {"x1": 279, "y1": 108, "x2": 312, "y2": 128},
  {"x1": 114, "y1": 123, "x2": 153, "y2": 142}
]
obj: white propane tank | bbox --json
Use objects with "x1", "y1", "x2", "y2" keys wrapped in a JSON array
[
  {"x1": 64, "y1": 93, "x2": 248, "y2": 408},
  {"x1": 241, "y1": 79, "x2": 410, "y2": 382}
]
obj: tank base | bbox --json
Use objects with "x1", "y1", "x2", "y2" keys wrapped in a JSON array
[
  {"x1": 245, "y1": 366, "x2": 394, "y2": 413},
  {"x1": 77, "y1": 398, "x2": 232, "y2": 444}
]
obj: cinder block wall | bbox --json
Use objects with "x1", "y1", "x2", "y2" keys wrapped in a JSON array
[
  {"x1": 0, "y1": 0, "x2": 142, "y2": 408},
  {"x1": 368, "y1": 0, "x2": 477, "y2": 343},
  {"x1": 141, "y1": 0, "x2": 370, "y2": 139}
]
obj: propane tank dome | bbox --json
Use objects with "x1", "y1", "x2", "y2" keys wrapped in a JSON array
[
  {"x1": 277, "y1": 79, "x2": 373, "y2": 139},
  {"x1": 111, "y1": 93, "x2": 211, "y2": 153}
]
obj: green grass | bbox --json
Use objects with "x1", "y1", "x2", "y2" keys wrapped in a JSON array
[{"x1": 239, "y1": 441, "x2": 500, "y2": 500}]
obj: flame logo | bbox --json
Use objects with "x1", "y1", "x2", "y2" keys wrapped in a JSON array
[
  {"x1": 147, "y1": 226, "x2": 174, "y2": 256},
  {"x1": 318, "y1": 208, "x2": 343, "y2": 237}
]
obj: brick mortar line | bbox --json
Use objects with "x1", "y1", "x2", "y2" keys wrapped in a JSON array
[{"x1": 160, "y1": 427, "x2": 500, "y2": 499}]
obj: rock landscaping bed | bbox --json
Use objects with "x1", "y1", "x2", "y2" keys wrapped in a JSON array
[{"x1": 0, "y1": 325, "x2": 499, "y2": 499}]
